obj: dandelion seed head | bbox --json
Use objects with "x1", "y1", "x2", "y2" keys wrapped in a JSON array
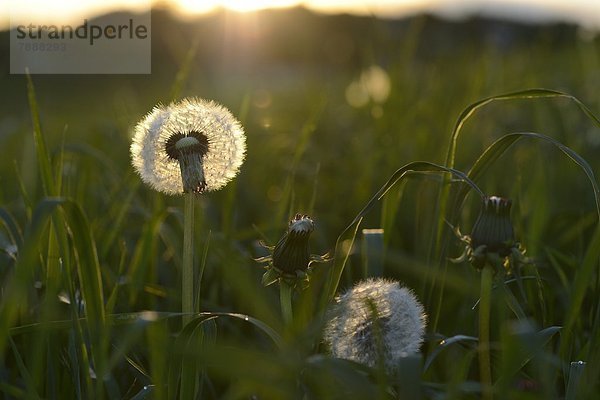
[
  {"x1": 131, "y1": 98, "x2": 246, "y2": 195},
  {"x1": 324, "y1": 278, "x2": 427, "y2": 372}
]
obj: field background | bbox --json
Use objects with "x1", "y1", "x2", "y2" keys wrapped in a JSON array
[{"x1": 0, "y1": 6, "x2": 599, "y2": 399}]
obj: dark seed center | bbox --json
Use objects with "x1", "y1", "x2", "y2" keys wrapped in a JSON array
[{"x1": 165, "y1": 131, "x2": 210, "y2": 160}]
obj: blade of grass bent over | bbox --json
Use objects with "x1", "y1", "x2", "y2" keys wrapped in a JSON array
[
  {"x1": 444, "y1": 88, "x2": 600, "y2": 170},
  {"x1": 454, "y1": 132, "x2": 600, "y2": 220},
  {"x1": 324, "y1": 161, "x2": 485, "y2": 305},
  {"x1": 433, "y1": 89, "x2": 600, "y2": 331}
]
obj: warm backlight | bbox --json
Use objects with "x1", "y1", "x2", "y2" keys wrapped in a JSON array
[{"x1": 177, "y1": 0, "x2": 300, "y2": 14}]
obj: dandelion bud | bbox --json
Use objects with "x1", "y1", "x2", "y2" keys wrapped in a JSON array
[
  {"x1": 131, "y1": 98, "x2": 246, "y2": 195},
  {"x1": 471, "y1": 196, "x2": 515, "y2": 257},
  {"x1": 324, "y1": 278, "x2": 427, "y2": 373},
  {"x1": 257, "y1": 214, "x2": 329, "y2": 288},
  {"x1": 272, "y1": 214, "x2": 314, "y2": 275}
]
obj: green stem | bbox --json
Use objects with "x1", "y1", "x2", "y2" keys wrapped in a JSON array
[
  {"x1": 479, "y1": 264, "x2": 493, "y2": 400},
  {"x1": 279, "y1": 280, "x2": 293, "y2": 325},
  {"x1": 182, "y1": 193, "x2": 195, "y2": 327}
]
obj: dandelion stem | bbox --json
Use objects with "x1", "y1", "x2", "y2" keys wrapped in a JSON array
[
  {"x1": 279, "y1": 280, "x2": 293, "y2": 325},
  {"x1": 479, "y1": 263, "x2": 493, "y2": 400},
  {"x1": 182, "y1": 192, "x2": 195, "y2": 327}
]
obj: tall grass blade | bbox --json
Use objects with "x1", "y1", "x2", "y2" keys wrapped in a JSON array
[
  {"x1": 565, "y1": 361, "x2": 586, "y2": 400},
  {"x1": 0, "y1": 198, "x2": 106, "y2": 394},
  {"x1": 26, "y1": 73, "x2": 55, "y2": 196},
  {"x1": 561, "y1": 225, "x2": 600, "y2": 357},
  {"x1": 0, "y1": 207, "x2": 23, "y2": 249},
  {"x1": 0, "y1": 199, "x2": 60, "y2": 352},
  {"x1": 127, "y1": 211, "x2": 166, "y2": 305},
  {"x1": 169, "y1": 36, "x2": 200, "y2": 102},
  {"x1": 361, "y1": 229, "x2": 385, "y2": 277},
  {"x1": 8, "y1": 336, "x2": 40, "y2": 399}
]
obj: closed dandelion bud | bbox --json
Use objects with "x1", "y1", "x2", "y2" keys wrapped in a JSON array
[
  {"x1": 452, "y1": 195, "x2": 530, "y2": 273},
  {"x1": 272, "y1": 214, "x2": 314, "y2": 274},
  {"x1": 257, "y1": 214, "x2": 330, "y2": 288},
  {"x1": 324, "y1": 278, "x2": 427, "y2": 373},
  {"x1": 471, "y1": 196, "x2": 515, "y2": 257},
  {"x1": 131, "y1": 98, "x2": 246, "y2": 195}
]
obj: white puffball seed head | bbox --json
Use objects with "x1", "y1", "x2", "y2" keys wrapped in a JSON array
[
  {"x1": 324, "y1": 278, "x2": 427, "y2": 373},
  {"x1": 131, "y1": 98, "x2": 246, "y2": 195}
]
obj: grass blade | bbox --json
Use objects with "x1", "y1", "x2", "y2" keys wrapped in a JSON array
[
  {"x1": 454, "y1": 132, "x2": 600, "y2": 219},
  {"x1": 8, "y1": 336, "x2": 40, "y2": 399},
  {"x1": 565, "y1": 361, "x2": 586, "y2": 400},
  {"x1": 324, "y1": 161, "x2": 485, "y2": 304},
  {"x1": 0, "y1": 207, "x2": 23, "y2": 249},
  {"x1": 445, "y1": 88, "x2": 600, "y2": 169},
  {"x1": 26, "y1": 73, "x2": 55, "y2": 196},
  {"x1": 361, "y1": 229, "x2": 385, "y2": 278},
  {"x1": 561, "y1": 224, "x2": 600, "y2": 358}
]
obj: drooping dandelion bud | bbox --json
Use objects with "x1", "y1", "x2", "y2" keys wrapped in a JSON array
[
  {"x1": 324, "y1": 278, "x2": 427, "y2": 373},
  {"x1": 471, "y1": 196, "x2": 515, "y2": 257},
  {"x1": 131, "y1": 98, "x2": 246, "y2": 195},
  {"x1": 451, "y1": 195, "x2": 531, "y2": 273},
  {"x1": 273, "y1": 214, "x2": 314, "y2": 274},
  {"x1": 257, "y1": 214, "x2": 330, "y2": 288}
]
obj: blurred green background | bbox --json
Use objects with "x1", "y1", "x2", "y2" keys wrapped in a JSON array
[{"x1": 1, "y1": 5, "x2": 599, "y2": 399}]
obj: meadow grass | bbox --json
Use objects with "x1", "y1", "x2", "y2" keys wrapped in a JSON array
[{"x1": 1, "y1": 9, "x2": 600, "y2": 399}]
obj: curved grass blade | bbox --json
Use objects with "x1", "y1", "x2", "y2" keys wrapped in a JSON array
[
  {"x1": 130, "y1": 385, "x2": 154, "y2": 400},
  {"x1": 10, "y1": 311, "x2": 283, "y2": 349},
  {"x1": 303, "y1": 355, "x2": 380, "y2": 398},
  {"x1": 435, "y1": 91, "x2": 600, "y2": 325},
  {"x1": 454, "y1": 132, "x2": 600, "y2": 220},
  {"x1": 424, "y1": 335, "x2": 478, "y2": 371},
  {"x1": 324, "y1": 161, "x2": 485, "y2": 303},
  {"x1": 0, "y1": 207, "x2": 23, "y2": 249},
  {"x1": 445, "y1": 88, "x2": 600, "y2": 169},
  {"x1": 200, "y1": 312, "x2": 283, "y2": 348},
  {"x1": 168, "y1": 312, "x2": 280, "y2": 400},
  {"x1": 496, "y1": 324, "x2": 561, "y2": 391}
]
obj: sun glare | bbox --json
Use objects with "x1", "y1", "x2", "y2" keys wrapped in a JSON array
[
  {"x1": 7, "y1": 0, "x2": 150, "y2": 26},
  {"x1": 176, "y1": 0, "x2": 300, "y2": 14}
]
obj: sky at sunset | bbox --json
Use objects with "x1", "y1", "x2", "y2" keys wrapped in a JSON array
[{"x1": 3, "y1": 0, "x2": 600, "y2": 29}]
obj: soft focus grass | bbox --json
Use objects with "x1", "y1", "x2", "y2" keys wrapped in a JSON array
[{"x1": 1, "y1": 7, "x2": 600, "y2": 399}]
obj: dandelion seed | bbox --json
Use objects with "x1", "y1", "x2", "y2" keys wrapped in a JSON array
[
  {"x1": 131, "y1": 97, "x2": 246, "y2": 195},
  {"x1": 324, "y1": 278, "x2": 427, "y2": 373}
]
